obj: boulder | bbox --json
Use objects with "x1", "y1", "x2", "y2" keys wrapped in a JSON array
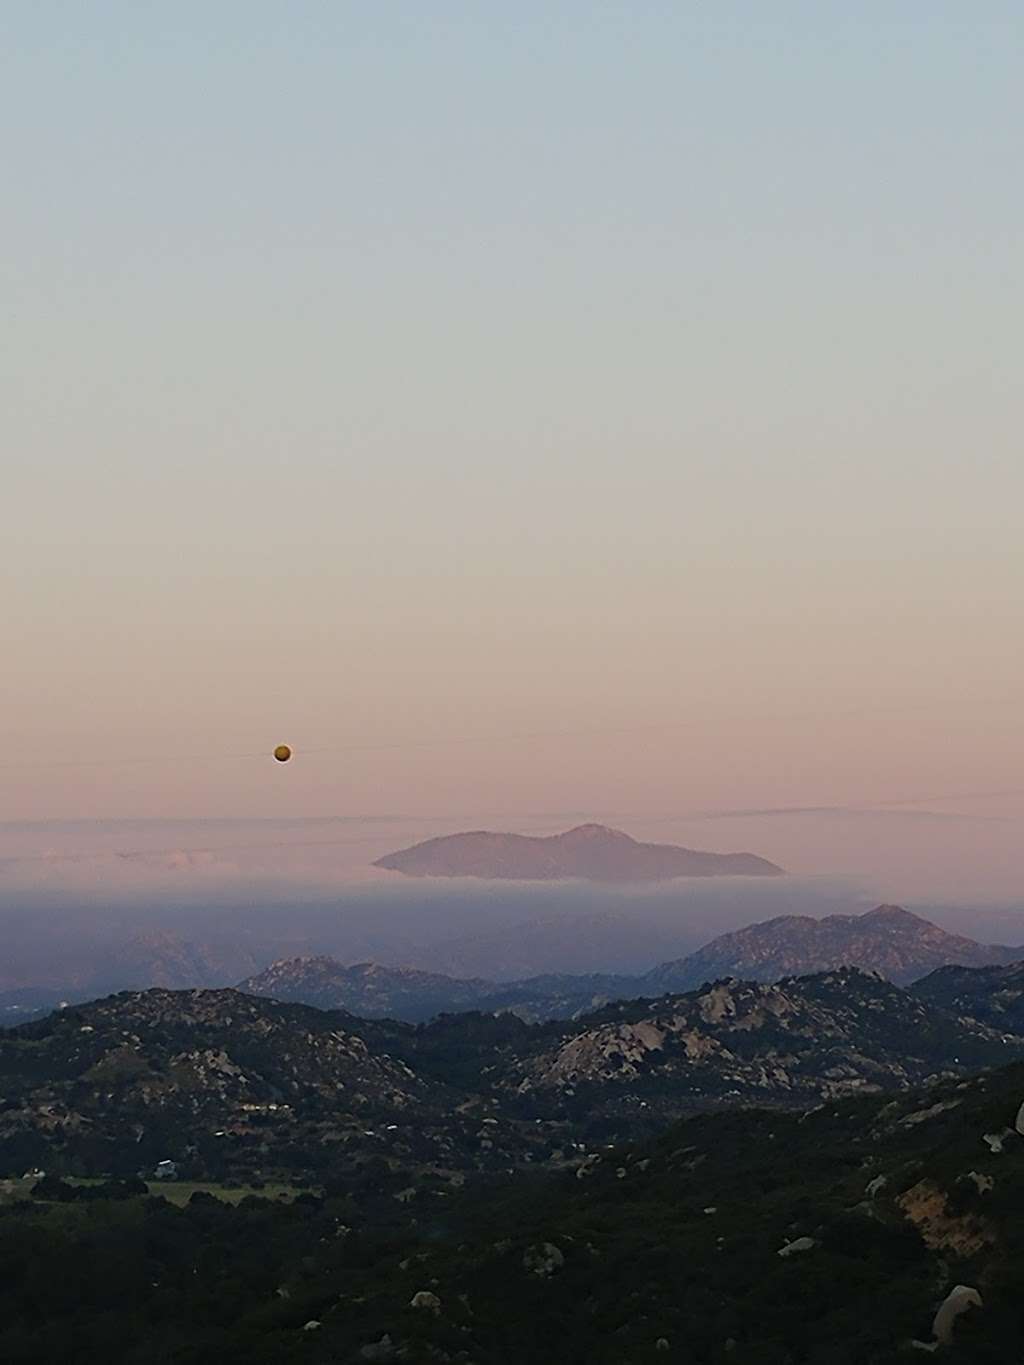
[
  {"x1": 523, "y1": 1242, "x2": 565, "y2": 1277},
  {"x1": 932, "y1": 1285, "x2": 982, "y2": 1346},
  {"x1": 410, "y1": 1291, "x2": 441, "y2": 1314},
  {"x1": 959, "y1": 1171, "x2": 995, "y2": 1195},
  {"x1": 982, "y1": 1128, "x2": 1016, "y2": 1153},
  {"x1": 360, "y1": 1335, "x2": 395, "y2": 1361},
  {"x1": 777, "y1": 1236, "x2": 817, "y2": 1258}
]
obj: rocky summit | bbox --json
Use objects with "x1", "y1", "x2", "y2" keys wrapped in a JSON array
[
  {"x1": 374, "y1": 822, "x2": 784, "y2": 882},
  {"x1": 646, "y1": 903, "x2": 1022, "y2": 991}
]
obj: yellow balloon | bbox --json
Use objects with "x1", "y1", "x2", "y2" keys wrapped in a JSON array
[{"x1": 273, "y1": 744, "x2": 292, "y2": 763}]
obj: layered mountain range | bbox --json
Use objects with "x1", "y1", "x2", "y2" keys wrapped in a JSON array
[
  {"x1": 239, "y1": 904, "x2": 1022, "y2": 1023},
  {"x1": 6, "y1": 902, "x2": 1020, "y2": 1031},
  {"x1": 5, "y1": 961, "x2": 1024, "y2": 1184}
]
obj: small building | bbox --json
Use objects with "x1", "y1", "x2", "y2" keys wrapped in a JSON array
[{"x1": 153, "y1": 1160, "x2": 178, "y2": 1180}]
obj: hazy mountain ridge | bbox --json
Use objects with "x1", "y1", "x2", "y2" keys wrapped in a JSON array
[
  {"x1": 238, "y1": 957, "x2": 500, "y2": 1020},
  {"x1": 239, "y1": 956, "x2": 638, "y2": 1023},
  {"x1": 375, "y1": 822, "x2": 784, "y2": 882},
  {"x1": 647, "y1": 903, "x2": 1022, "y2": 991},
  {"x1": 233, "y1": 905, "x2": 1021, "y2": 1025},
  {"x1": 0, "y1": 930, "x2": 263, "y2": 1021}
]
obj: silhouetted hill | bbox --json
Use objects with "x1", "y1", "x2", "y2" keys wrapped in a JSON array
[
  {"x1": 375, "y1": 823, "x2": 783, "y2": 882},
  {"x1": 646, "y1": 904, "x2": 1022, "y2": 991},
  {"x1": 239, "y1": 957, "x2": 497, "y2": 1019},
  {"x1": 239, "y1": 956, "x2": 638, "y2": 1023},
  {"x1": 914, "y1": 959, "x2": 1024, "y2": 1033}
]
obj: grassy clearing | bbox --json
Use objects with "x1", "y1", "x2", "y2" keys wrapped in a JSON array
[
  {"x1": 0, "y1": 1176, "x2": 305, "y2": 1207},
  {"x1": 0, "y1": 1177, "x2": 35, "y2": 1205},
  {"x1": 147, "y1": 1180, "x2": 304, "y2": 1206}
]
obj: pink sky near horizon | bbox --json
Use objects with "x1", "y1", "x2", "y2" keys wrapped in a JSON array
[{"x1": 3, "y1": 6, "x2": 1022, "y2": 902}]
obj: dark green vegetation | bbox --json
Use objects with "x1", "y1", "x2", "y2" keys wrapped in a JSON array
[
  {"x1": 4, "y1": 964, "x2": 1024, "y2": 1361},
  {"x1": 3, "y1": 1060, "x2": 1024, "y2": 1362},
  {"x1": 914, "y1": 960, "x2": 1024, "y2": 1033}
]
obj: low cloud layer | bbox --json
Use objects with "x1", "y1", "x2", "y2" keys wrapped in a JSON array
[{"x1": 2, "y1": 813, "x2": 1023, "y2": 1007}]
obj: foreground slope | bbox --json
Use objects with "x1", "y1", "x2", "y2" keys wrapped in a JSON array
[
  {"x1": 3, "y1": 1056, "x2": 1024, "y2": 1362},
  {"x1": 375, "y1": 822, "x2": 783, "y2": 881},
  {"x1": 299, "y1": 1061, "x2": 1024, "y2": 1363}
]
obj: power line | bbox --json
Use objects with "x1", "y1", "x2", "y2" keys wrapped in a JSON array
[{"x1": 1, "y1": 694, "x2": 1019, "y2": 774}]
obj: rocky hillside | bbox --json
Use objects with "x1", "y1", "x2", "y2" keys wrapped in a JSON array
[
  {"x1": 0, "y1": 989, "x2": 446, "y2": 1180},
  {"x1": 914, "y1": 959, "x2": 1024, "y2": 1032},
  {"x1": 375, "y1": 822, "x2": 783, "y2": 882},
  {"x1": 493, "y1": 968, "x2": 1023, "y2": 1115},
  {"x1": 6, "y1": 971, "x2": 1024, "y2": 1185},
  {"x1": 647, "y1": 904, "x2": 1021, "y2": 991}
]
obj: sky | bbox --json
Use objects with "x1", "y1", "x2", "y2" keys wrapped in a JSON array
[{"x1": 3, "y1": 5, "x2": 1023, "y2": 897}]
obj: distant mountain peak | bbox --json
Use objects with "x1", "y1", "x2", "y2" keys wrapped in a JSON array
[
  {"x1": 647, "y1": 903, "x2": 1022, "y2": 991},
  {"x1": 860, "y1": 904, "x2": 925, "y2": 923},
  {"x1": 374, "y1": 824, "x2": 783, "y2": 884},
  {"x1": 558, "y1": 823, "x2": 634, "y2": 843}
]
